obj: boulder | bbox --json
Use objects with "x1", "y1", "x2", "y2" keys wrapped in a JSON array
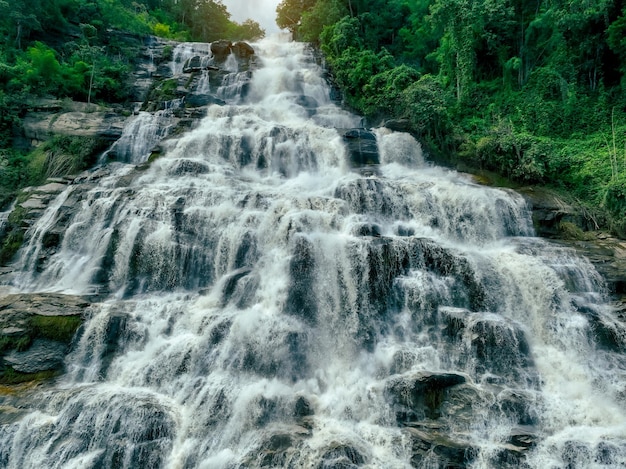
[
  {"x1": 21, "y1": 108, "x2": 125, "y2": 144},
  {"x1": 407, "y1": 427, "x2": 478, "y2": 468},
  {"x1": 341, "y1": 129, "x2": 380, "y2": 168},
  {"x1": 4, "y1": 339, "x2": 67, "y2": 373},
  {"x1": 318, "y1": 443, "x2": 366, "y2": 469},
  {"x1": 386, "y1": 371, "x2": 466, "y2": 421},
  {"x1": 232, "y1": 41, "x2": 255, "y2": 59},
  {"x1": 211, "y1": 40, "x2": 233, "y2": 61},
  {"x1": 182, "y1": 55, "x2": 204, "y2": 73},
  {"x1": 516, "y1": 186, "x2": 587, "y2": 238},
  {"x1": 0, "y1": 293, "x2": 88, "y2": 383}
]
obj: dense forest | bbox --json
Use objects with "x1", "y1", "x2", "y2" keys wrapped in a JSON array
[
  {"x1": 0, "y1": 0, "x2": 263, "y2": 208},
  {"x1": 2, "y1": 0, "x2": 626, "y2": 237},
  {"x1": 278, "y1": 0, "x2": 626, "y2": 236}
]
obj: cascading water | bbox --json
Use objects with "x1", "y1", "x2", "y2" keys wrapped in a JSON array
[{"x1": 1, "y1": 36, "x2": 625, "y2": 468}]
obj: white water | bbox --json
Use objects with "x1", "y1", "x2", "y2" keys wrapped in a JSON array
[{"x1": 1, "y1": 37, "x2": 625, "y2": 468}]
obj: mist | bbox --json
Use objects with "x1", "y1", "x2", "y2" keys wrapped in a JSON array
[{"x1": 221, "y1": 0, "x2": 282, "y2": 34}]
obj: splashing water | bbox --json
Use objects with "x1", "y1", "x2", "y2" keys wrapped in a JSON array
[{"x1": 1, "y1": 36, "x2": 625, "y2": 469}]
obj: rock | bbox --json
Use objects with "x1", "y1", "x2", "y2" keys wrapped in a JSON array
[
  {"x1": 285, "y1": 235, "x2": 317, "y2": 325},
  {"x1": 292, "y1": 95, "x2": 318, "y2": 117},
  {"x1": 352, "y1": 222, "x2": 382, "y2": 237},
  {"x1": 407, "y1": 427, "x2": 478, "y2": 468},
  {"x1": 341, "y1": 129, "x2": 380, "y2": 168},
  {"x1": 232, "y1": 41, "x2": 255, "y2": 59},
  {"x1": 184, "y1": 93, "x2": 225, "y2": 108},
  {"x1": 221, "y1": 267, "x2": 253, "y2": 305},
  {"x1": 469, "y1": 315, "x2": 534, "y2": 384},
  {"x1": 293, "y1": 395, "x2": 314, "y2": 418},
  {"x1": 4, "y1": 339, "x2": 67, "y2": 373},
  {"x1": 21, "y1": 109, "x2": 125, "y2": 144},
  {"x1": 517, "y1": 187, "x2": 587, "y2": 238},
  {"x1": 182, "y1": 55, "x2": 203, "y2": 73},
  {"x1": 559, "y1": 236, "x2": 626, "y2": 296},
  {"x1": 0, "y1": 293, "x2": 88, "y2": 383},
  {"x1": 211, "y1": 40, "x2": 233, "y2": 61},
  {"x1": 0, "y1": 293, "x2": 90, "y2": 317},
  {"x1": 386, "y1": 371, "x2": 466, "y2": 421},
  {"x1": 382, "y1": 118, "x2": 412, "y2": 133},
  {"x1": 318, "y1": 443, "x2": 365, "y2": 469}
]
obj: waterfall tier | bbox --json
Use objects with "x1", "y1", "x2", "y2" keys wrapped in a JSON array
[{"x1": 1, "y1": 36, "x2": 625, "y2": 469}]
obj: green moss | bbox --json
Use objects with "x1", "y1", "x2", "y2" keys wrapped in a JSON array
[
  {"x1": 30, "y1": 315, "x2": 82, "y2": 343},
  {"x1": 0, "y1": 367, "x2": 59, "y2": 385},
  {"x1": 29, "y1": 135, "x2": 108, "y2": 182},
  {"x1": 0, "y1": 335, "x2": 32, "y2": 353},
  {"x1": 143, "y1": 78, "x2": 180, "y2": 110},
  {"x1": 162, "y1": 45, "x2": 174, "y2": 62},
  {"x1": 557, "y1": 222, "x2": 596, "y2": 241},
  {"x1": 0, "y1": 204, "x2": 27, "y2": 266}
]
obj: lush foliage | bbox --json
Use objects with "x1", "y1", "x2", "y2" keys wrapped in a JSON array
[
  {"x1": 0, "y1": 0, "x2": 264, "y2": 214},
  {"x1": 277, "y1": 0, "x2": 626, "y2": 235}
]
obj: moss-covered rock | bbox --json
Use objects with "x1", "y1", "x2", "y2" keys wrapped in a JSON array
[{"x1": 0, "y1": 293, "x2": 89, "y2": 386}]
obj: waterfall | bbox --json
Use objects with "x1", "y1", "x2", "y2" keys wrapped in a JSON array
[{"x1": 1, "y1": 36, "x2": 625, "y2": 469}]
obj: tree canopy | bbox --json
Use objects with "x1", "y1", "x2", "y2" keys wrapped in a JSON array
[{"x1": 284, "y1": 0, "x2": 626, "y2": 236}]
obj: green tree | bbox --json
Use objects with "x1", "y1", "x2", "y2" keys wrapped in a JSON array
[{"x1": 276, "y1": 0, "x2": 317, "y2": 36}]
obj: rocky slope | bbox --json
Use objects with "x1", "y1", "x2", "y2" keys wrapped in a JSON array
[{"x1": 2, "y1": 35, "x2": 626, "y2": 411}]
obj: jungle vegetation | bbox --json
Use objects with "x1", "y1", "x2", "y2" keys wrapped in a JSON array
[
  {"x1": 0, "y1": 0, "x2": 263, "y2": 207},
  {"x1": 278, "y1": 0, "x2": 626, "y2": 236}
]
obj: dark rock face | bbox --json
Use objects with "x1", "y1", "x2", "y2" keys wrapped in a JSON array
[
  {"x1": 211, "y1": 40, "x2": 233, "y2": 61},
  {"x1": 182, "y1": 55, "x2": 203, "y2": 73},
  {"x1": 408, "y1": 427, "x2": 478, "y2": 469},
  {"x1": 232, "y1": 41, "x2": 255, "y2": 59},
  {"x1": 517, "y1": 187, "x2": 587, "y2": 238},
  {"x1": 285, "y1": 235, "x2": 318, "y2": 325},
  {"x1": 0, "y1": 293, "x2": 88, "y2": 382},
  {"x1": 3, "y1": 339, "x2": 67, "y2": 373},
  {"x1": 386, "y1": 371, "x2": 467, "y2": 421},
  {"x1": 319, "y1": 443, "x2": 365, "y2": 468},
  {"x1": 341, "y1": 129, "x2": 380, "y2": 168}
]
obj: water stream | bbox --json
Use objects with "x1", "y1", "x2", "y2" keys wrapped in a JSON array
[{"x1": 1, "y1": 36, "x2": 625, "y2": 468}]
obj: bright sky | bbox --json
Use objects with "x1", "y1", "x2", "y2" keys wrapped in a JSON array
[{"x1": 221, "y1": 0, "x2": 282, "y2": 34}]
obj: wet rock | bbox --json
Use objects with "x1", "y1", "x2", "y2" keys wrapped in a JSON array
[
  {"x1": 184, "y1": 94, "x2": 225, "y2": 108},
  {"x1": 407, "y1": 427, "x2": 478, "y2": 469},
  {"x1": 386, "y1": 371, "x2": 466, "y2": 421},
  {"x1": 492, "y1": 389, "x2": 538, "y2": 426},
  {"x1": 182, "y1": 55, "x2": 203, "y2": 73},
  {"x1": 561, "y1": 235, "x2": 626, "y2": 296},
  {"x1": 285, "y1": 235, "x2": 317, "y2": 325},
  {"x1": 294, "y1": 95, "x2": 319, "y2": 116},
  {"x1": 293, "y1": 395, "x2": 314, "y2": 418},
  {"x1": 259, "y1": 433, "x2": 293, "y2": 467},
  {"x1": 232, "y1": 41, "x2": 255, "y2": 59},
  {"x1": 4, "y1": 339, "x2": 67, "y2": 373},
  {"x1": 211, "y1": 40, "x2": 233, "y2": 61},
  {"x1": 576, "y1": 303, "x2": 626, "y2": 353},
  {"x1": 396, "y1": 224, "x2": 415, "y2": 237},
  {"x1": 469, "y1": 316, "x2": 534, "y2": 384},
  {"x1": 0, "y1": 293, "x2": 88, "y2": 383},
  {"x1": 352, "y1": 222, "x2": 382, "y2": 237},
  {"x1": 255, "y1": 426, "x2": 310, "y2": 467},
  {"x1": 221, "y1": 267, "x2": 253, "y2": 305},
  {"x1": 168, "y1": 159, "x2": 211, "y2": 176},
  {"x1": 341, "y1": 129, "x2": 379, "y2": 168},
  {"x1": 318, "y1": 443, "x2": 365, "y2": 469},
  {"x1": 97, "y1": 312, "x2": 130, "y2": 376},
  {"x1": 382, "y1": 118, "x2": 412, "y2": 133},
  {"x1": 517, "y1": 187, "x2": 587, "y2": 238}
]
